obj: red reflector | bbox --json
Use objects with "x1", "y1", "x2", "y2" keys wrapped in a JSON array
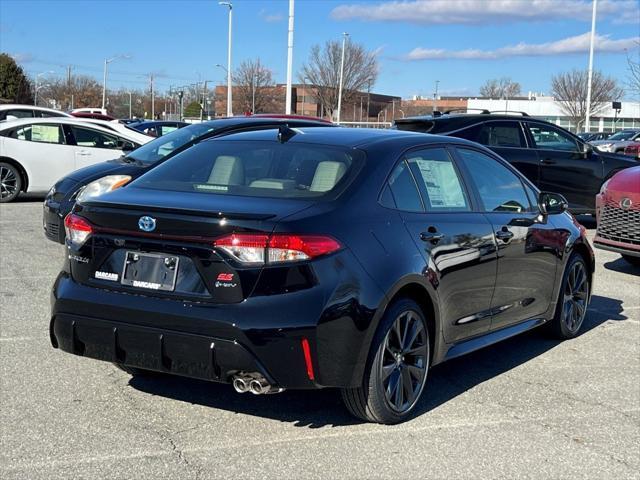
[
  {"x1": 64, "y1": 213, "x2": 93, "y2": 233},
  {"x1": 301, "y1": 338, "x2": 315, "y2": 381},
  {"x1": 269, "y1": 235, "x2": 341, "y2": 258}
]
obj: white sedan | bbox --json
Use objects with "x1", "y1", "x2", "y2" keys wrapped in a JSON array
[{"x1": 0, "y1": 118, "x2": 151, "y2": 202}]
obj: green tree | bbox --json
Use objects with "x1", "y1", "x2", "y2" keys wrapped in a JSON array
[
  {"x1": 0, "y1": 53, "x2": 34, "y2": 104},
  {"x1": 183, "y1": 100, "x2": 202, "y2": 118}
]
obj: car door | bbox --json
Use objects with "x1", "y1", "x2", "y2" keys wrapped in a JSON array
[
  {"x1": 526, "y1": 122, "x2": 601, "y2": 212},
  {"x1": 455, "y1": 147, "x2": 560, "y2": 331},
  {"x1": 450, "y1": 120, "x2": 540, "y2": 185},
  {"x1": 4, "y1": 122, "x2": 74, "y2": 191},
  {"x1": 383, "y1": 146, "x2": 498, "y2": 343},
  {"x1": 67, "y1": 125, "x2": 126, "y2": 168}
]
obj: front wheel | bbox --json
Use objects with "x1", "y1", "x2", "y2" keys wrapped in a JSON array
[
  {"x1": 342, "y1": 298, "x2": 430, "y2": 424},
  {"x1": 547, "y1": 253, "x2": 590, "y2": 339}
]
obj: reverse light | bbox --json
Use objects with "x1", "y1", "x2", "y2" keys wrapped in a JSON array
[
  {"x1": 64, "y1": 214, "x2": 93, "y2": 247},
  {"x1": 214, "y1": 233, "x2": 341, "y2": 264},
  {"x1": 76, "y1": 175, "x2": 132, "y2": 203}
]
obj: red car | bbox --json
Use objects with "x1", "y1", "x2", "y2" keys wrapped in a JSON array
[
  {"x1": 594, "y1": 166, "x2": 640, "y2": 266},
  {"x1": 70, "y1": 112, "x2": 116, "y2": 122},
  {"x1": 624, "y1": 142, "x2": 640, "y2": 159}
]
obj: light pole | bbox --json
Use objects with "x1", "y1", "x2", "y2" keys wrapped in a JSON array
[
  {"x1": 35, "y1": 83, "x2": 50, "y2": 106},
  {"x1": 34, "y1": 71, "x2": 53, "y2": 106},
  {"x1": 285, "y1": 0, "x2": 295, "y2": 114},
  {"x1": 432, "y1": 80, "x2": 440, "y2": 113},
  {"x1": 585, "y1": 0, "x2": 597, "y2": 132},
  {"x1": 128, "y1": 91, "x2": 132, "y2": 119},
  {"x1": 336, "y1": 32, "x2": 349, "y2": 124},
  {"x1": 102, "y1": 55, "x2": 130, "y2": 111},
  {"x1": 219, "y1": 2, "x2": 233, "y2": 117},
  {"x1": 215, "y1": 63, "x2": 229, "y2": 116}
]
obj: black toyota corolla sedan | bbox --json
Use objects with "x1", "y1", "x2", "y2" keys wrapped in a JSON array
[
  {"x1": 43, "y1": 116, "x2": 333, "y2": 244},
  {"x1": 51, "y1": 127, "x2": 594, "y2": 424}
]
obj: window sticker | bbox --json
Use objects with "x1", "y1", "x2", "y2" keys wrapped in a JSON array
[{"x1": 415, "y1": 159, "x2": 467, "y2": 208}]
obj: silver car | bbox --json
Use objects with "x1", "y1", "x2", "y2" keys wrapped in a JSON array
[{"x1": 591, "y1": 129, "x2": 640, "y2": 153}]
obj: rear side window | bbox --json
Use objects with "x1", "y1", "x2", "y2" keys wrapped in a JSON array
[
  {"x1": 457, "y1": 148, "x2": 533, "y2": 213},
  {"x1": 406, "y1": 148, "x2": 470, "y2": 211},
  {"x1": 453, "y1": 122, "x2": 525, "y2": 148},
  {"x1": 133, "y1": 140, "x2": 363, "y2": 199},
  {"x1": 5, "y1": 109, "x2": 34, "y2": 119},
  {"x1": 384, "y1": 160, "x2": 423, "y2": 211},
  {"x1": 10, "y1": 124, "x2": 65, "y2": 144}
]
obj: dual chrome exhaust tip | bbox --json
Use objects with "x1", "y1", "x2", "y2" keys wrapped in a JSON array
[{"x1": 232, "y1": 373, "x2": 284, "y2": 395}]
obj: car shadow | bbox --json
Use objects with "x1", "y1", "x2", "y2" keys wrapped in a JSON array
[
  {"x1": 128, "y1": 294, "x2": 627, "y2": 427},
  {"x1": 603, "y1": 257, "x2": 640, "y2": 275},
  {"x1": 11, "y1": 194, "x2": 46, "y2": 203}
]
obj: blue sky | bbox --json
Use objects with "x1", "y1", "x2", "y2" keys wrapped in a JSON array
[{"x1": 1, "y1": 0, "x2": 638, "y2": 99}]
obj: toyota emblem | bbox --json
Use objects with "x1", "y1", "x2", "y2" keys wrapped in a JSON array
[
  {"x1": 620, "y1": 198, "x2": 633, "y2": 210},
  {"x1": 138, "y1": 216, "x2": 156, "y2": 232}
]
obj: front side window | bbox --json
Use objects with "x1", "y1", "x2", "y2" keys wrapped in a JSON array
[
  {"x1": 38, "y1": 111, "x2": 66, "y2": 118},
  {"x1": 70, "y1": 126, "x2": 119, "y2": 149},
  {"x1": 406, "y1": 148, "x2": 470, "y2": 211},
  {"x1": 6, "y1": 109, "x2": 34, "y2": 119},
  {"x1": 133, "y1": 140, "x2": 362, "y2": 199},
  {"x1": 457, "y1": 148, "x2": 533, "y2": 213},
  {"x1": 11, "y1": 124, "x2": 65, "y2": 144},
  {"x1": 528, "y1": 124, "x2": 578, "y2": 151}
]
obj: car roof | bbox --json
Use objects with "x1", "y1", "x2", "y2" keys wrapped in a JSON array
[
  {"x1": 0, "y1": 104, "x2": 72, "y2": 115},
  {"x1": 208, "y1": 125, "x2": 464, "y2": 148}
]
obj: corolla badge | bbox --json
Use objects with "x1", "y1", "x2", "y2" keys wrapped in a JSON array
[
  {"x1": 138, "y1": 216, "x2": 156, "y2": 232},
  {"x1": 620, "y1": 198, "x2": 633, "y2": 210}
]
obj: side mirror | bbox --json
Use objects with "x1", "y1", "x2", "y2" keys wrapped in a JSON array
[
  {"x1": 580, "y1": 142, "x2": 593, "y2": 158},
  {"x1": 117, "y1": 140, "x2": 135, "y2": 152},
  {"x1": 539, "y1": 192, "x2": 569, "y2": 215}
]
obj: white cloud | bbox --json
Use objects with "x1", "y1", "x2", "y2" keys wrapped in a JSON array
[
  {"x1": 405, "y1": 32, "x2": 639, "y2": 60},
  {"x1": 10, "y1": 53, "x2": 35, "y2": 64},
  {"x1": 259, "y1": 9, "x2": 284, "y2": 23},
  {"x1": 331, "y1": 0, "x2": 637, "y2": 24}
]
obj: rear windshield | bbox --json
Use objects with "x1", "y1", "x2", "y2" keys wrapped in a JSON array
[
  {"x1": 131, "y1": 140, "x2": 363, "y2": 199},
  {"x1": 127, "y1": 123, "x2": 216, "y2": 164}
]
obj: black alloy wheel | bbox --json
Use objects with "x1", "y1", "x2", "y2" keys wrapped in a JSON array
[
  {"x1": 548, "y1": 253, "x2": 590, "y2": 339},
  {"x1": 0, "y1": 162, "x2": 21, "y2": 203},
  {"x1": 342, "y1": 298, "x2": 430, "y2": 424}
]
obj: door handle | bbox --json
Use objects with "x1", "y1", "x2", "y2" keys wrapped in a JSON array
[
  {"x1": 495, "y1": 228, "x2": 514, "y2": 241},
  {"x1": 76, "y1": 150, "x2": 91, "y2": 156},
  {"x1": 540, "y1": 158, "x2": 556, "y2": 165},
  {"x1": 420, "y1": 231, "x2": 445, "y2": 244}
]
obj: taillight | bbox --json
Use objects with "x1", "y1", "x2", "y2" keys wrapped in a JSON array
[
  {"x1": 214, "y1": 233, "x2": 341, "y2": 264},
  {"x1": 64, "y1": 213, "x2": 93, "y2": 247}
]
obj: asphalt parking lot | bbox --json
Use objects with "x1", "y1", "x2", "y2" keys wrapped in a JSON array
[{"x1": 1, "y1": 197, "x2": 639, "y2": 480}]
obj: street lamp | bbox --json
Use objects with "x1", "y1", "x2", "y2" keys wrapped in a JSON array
[
  {"x1": 102, "y1": 54, "x2": 130, "y2": 110},
  {"x1": 34, "y1": 71, "x2": 54, "y2": 106},
  {"x1": 219, "y1": 2, "x2": 233, "y2": 117},
  {"x1": 35, "y1": 83, "x2": 50, "y2": 107},
  {"x1": 336, "y1": 32, "x2": 349, "y2": 124}
]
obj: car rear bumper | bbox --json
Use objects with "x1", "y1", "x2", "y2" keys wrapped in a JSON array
[{"x1": 50, "y1": 260, "x2": 381, "y2": 389}]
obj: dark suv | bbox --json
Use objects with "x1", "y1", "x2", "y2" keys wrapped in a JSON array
[{"x1": 395, "y1": 112, "x2": 637, "y2": 214}]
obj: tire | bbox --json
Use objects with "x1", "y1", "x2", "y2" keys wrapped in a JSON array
[
  {"x1": 547, "y1": 253, "x2": 590, "y2": 340},
  {"x1": 0, "y1": 162, "x2": 22, "y2": 203},
  {"x1": 341, "y1": 298, "x2": 430, "y2": 424},
  {"x1": 622, "y1": 255, "x2": 640, "y2": 267},
  {"x1": 113, "y1": 363, "x2": 160, "y2": 377}
]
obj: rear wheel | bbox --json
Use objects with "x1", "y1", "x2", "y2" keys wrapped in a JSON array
[
  {"x1": 0, "y1": 162, "x2": 22, "y2": 203},
  {"x1": 342, "y1": 298, "x2": 430, "y2": 424},
  {"x1": 547, "y1": 253, "x2": 590, "y2": 339},
  {"x1": 622, "y1": 255, "x2": 640, "y2": 267}
]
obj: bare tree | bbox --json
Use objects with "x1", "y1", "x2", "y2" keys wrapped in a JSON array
[
  {"x1": 38, "y1": 75, "x2": 102, "y2": 110},
  {"x1": 479, "y1": 77, "x2": 521, "y2": 99},
  {"x1": 300, "y1": 40, "x2": 378, "y2": 119},
  {"x1": 625, "y1": 43, "x2": 640, "y2": 100},
  {"x1": 232, "y1": 59, "x2": 276, "y2": 114},
  {"x1": 551, "y1": 69, "x2": 624, "y2": 130}
]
